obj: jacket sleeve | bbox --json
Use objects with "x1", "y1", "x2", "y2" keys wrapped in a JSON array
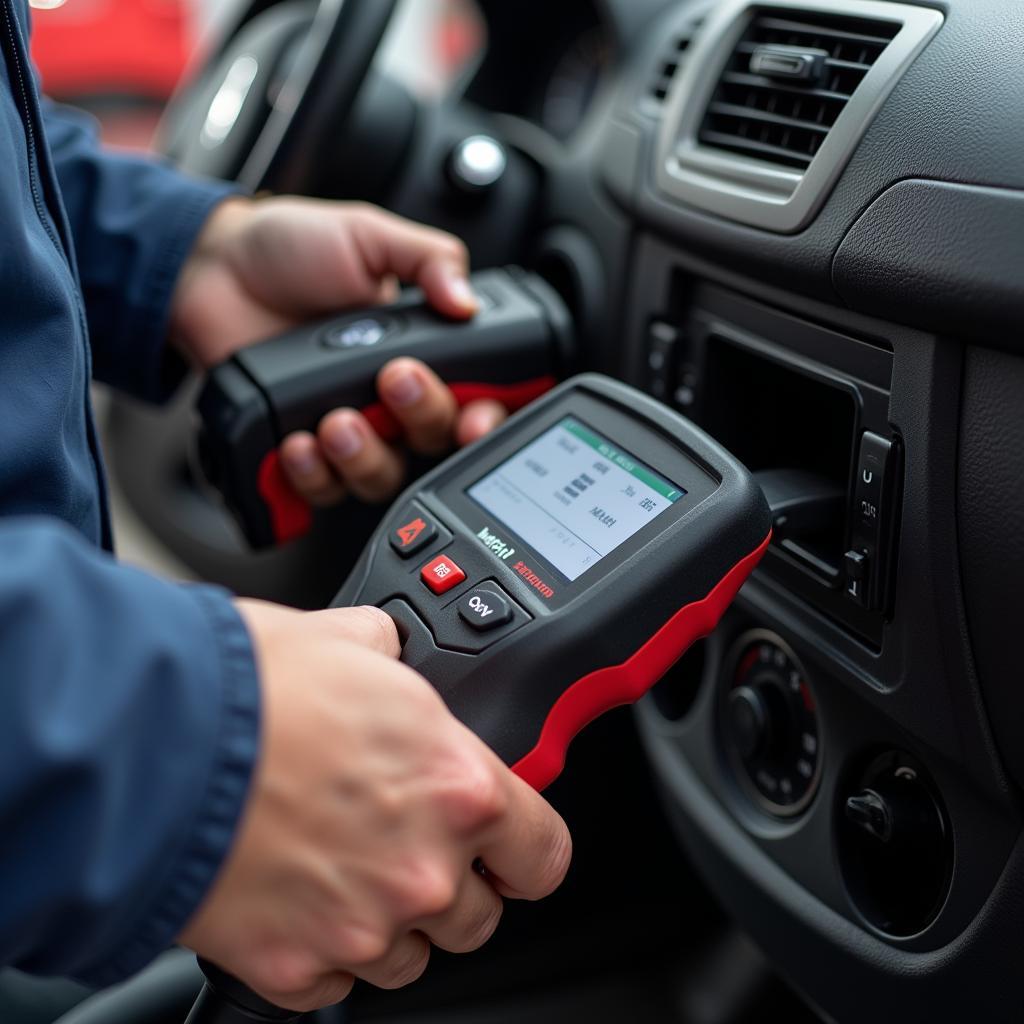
[
  {"x1": 41, "y1": 101, "x2": 241, "y2": 402},
  {"x1": 0, "y1": 517, "x2": 260, "y2": 987}
]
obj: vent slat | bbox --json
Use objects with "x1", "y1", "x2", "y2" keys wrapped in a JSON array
[
  {"x1": 708, "y1": 101, "x2": 831, "y2": 135},
  {"x1": 824, "y1": 56, "x2": 872, "y2": 72},
  {"x1": 722, "y1": 71, "x2": 852, "y2": 104},
  {"x1": 754, "y1": 15, "x2": 897, "y2": 46},
  {"x1": 700, "y1": 130, "x2": 814, "y2": 169},
  {"x1": 698, "y1": 7, "x2": 896, "y2": 171}
]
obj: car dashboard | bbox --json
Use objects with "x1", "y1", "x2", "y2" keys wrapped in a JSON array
[
  {"x1": 106, "y1": 1, "x2": 1024, "y2": 1019},
  {"x1": 463, "y1": 0, "x2": 1024, "y2": 1019}
]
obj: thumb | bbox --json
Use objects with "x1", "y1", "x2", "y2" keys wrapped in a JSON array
[
  {"x1": 350, "y1": 206, "x2": 479, "y2": 320},
  {"x1": 314, "y1": 605, "x2": 402, "y2": 658}
]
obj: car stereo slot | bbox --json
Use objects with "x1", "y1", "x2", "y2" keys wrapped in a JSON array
[
  {"x1": 700, "y1": 335, "x2": 856, "y2": 586},
  {"x1": 642, "y1": 281, "x2": 897, "y2": 646}
]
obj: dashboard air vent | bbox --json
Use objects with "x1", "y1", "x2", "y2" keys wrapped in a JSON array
[
  {"x1": 655, "y1": 0, "x2": 942, "y2": 233},
  {"x1": 647, "y1": 18, "x2": 705, "y2": 107},
  {"x1": 698, "y1": 10, "x2": 900, "y2": 169}
]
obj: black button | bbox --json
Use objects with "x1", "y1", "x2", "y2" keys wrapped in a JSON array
[
  {"x1": 850, "y1": 432, "x2": 896, "y2": 610},
  {"x1": 388, "y1": 509, "x2": 439, "y2": 558},
  {"x1": 457, "y1": 587, "x2": 513, "y2": 632},
  {"x1": 853, "y1": 432, "x2": 892, "y2": 536}
]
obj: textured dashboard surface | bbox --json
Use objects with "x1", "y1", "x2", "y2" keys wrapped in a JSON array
[
  {"x1": 617, "y1": 0, "x2": 1024, "y2": 348},
  {"x1": 958, "y1": 347, "x2": 1024, "y2": 787},
  {"x1": 833, "y1": 180, "x2": 1024, "y2": 348}
]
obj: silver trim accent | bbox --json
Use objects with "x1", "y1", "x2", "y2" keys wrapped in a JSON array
[{"x1": 655, "y1": 0, "x2": 943, "y2": 233}]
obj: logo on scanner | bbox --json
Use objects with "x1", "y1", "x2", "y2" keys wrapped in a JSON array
[{"x1": 476, "y1": 527, "x2": 515, "y2": 562}]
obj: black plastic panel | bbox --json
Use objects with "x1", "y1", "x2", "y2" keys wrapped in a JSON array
[
  {"x1": 958, "y1": 347, "x2": 1024, "y2": 790},
  {"x1": 833, "y1": 179, "x2": 1024, "y2": 349},
  {"x1": 608, "y1": 0, "x2": 1024, "y2": 351},
  {"x1": 622, "y1": 231, "x2": 1023, "y2": 1022}
]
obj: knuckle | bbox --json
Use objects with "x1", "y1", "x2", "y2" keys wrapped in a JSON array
[
  {"x1": 318, "y1": 973, "x2": 356, "y2": 1007},
  {"x1": 394, "y1": 859, "x2": 459, "y2": 920},
  {"x1": 534, "y1": 820, "x2": 573, "y2": 898},
  {"x1": 252, "y1": 954, "x2": 320, "y2": 1001},
  {"x1": 450, "y1": 761, "x2": 508, "y2": 831},
  {"x1": 463, "y1": 899, "x2": 503, "y2": 952},
  {"x1": 335, "y1": 924, "x2": 390, "y2": 968},
  {"x1": 437, "y1": 233, "x2": 468, "y2": 262},
  {"x1": 348, "y1": 200, "x2": 380, "y2": 223},
  {"x1": 379, "y1": 943, "x2": 431, "y2": 990}
]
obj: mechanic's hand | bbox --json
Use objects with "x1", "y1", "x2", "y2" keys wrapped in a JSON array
[
  {"x1": 179, "y1": 602, "x2": 572, "y2": 1013},
  {"x1": 169, "y1": 196, "x2": 509, "y2": 505}
]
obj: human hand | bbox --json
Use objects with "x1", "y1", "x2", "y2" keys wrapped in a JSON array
[
  {"x1": 179, "y1": 602, "x2": 572, "y2": 1012},
  {"x1": 170, "y1": 197, "x2": 509, "y2": 505}
]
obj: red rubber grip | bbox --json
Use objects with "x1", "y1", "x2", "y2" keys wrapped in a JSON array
[
  {"x1": 257, "y1": 449, "x2": 314, "y2": 545},
  {"x1": 511, "y1": 531, "x2": 773, "y2": 792},
  {"x1": 256, "y1": 377, "x2": 558, "y2": 545}
]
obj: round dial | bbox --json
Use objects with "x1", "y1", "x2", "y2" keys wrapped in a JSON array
[{"x1": 721, "y1": 632, "x2": 822, "y2": 817}]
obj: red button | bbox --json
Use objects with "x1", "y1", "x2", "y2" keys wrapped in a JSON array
[{"x1": 420, "y1": 555, "x2": 467, "y2": 595}]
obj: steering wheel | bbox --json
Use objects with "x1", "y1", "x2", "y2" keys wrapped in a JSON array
[{"x1": 161, "y1": 0, "x2": 398, "y2": 192}]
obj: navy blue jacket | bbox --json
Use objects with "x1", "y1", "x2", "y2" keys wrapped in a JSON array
[{"x1": 0, "y1": 0, "x2": 261, "y2": 987}]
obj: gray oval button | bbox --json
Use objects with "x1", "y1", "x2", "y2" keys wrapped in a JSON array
[{"x1": 323, "y1": 316, "x2": 394, "y2": 349}]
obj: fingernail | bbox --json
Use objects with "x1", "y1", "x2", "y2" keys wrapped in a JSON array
[
  {"x1": 383, "y1": 368, "x2": 424, "y2": 408},
  {"x1": 448, "y1": 276, "x2": 479, "y2": 313},
  {"x1": 287, "y1": 446, "x2": 318, "y2": 476},
  {"x1": 324, "y1": 418, "x2": 363, "y2": 460}
]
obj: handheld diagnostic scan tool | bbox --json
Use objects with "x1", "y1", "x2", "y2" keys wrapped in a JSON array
[
  {"x1": 196, "y1": 267, "x2": 573, "y2": 549},
  {"x1": 187, "y1": 374, "x2": 771, "y2": 1024}
]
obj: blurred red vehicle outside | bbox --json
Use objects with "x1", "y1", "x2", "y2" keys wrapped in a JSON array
[{"x1": 30, "y1": 0, "x2": 195, "y2": 103}]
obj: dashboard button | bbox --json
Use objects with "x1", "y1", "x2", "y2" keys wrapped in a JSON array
[
  {"x1": 421, "y1": 555, "x2": 466, "y2": 595},
  {"x1": 844, "y1": 548, "x2": 869, "y2": 605},
  {"x1": 457, "y1": 587, "x2": 514, "y2": 632},
  {"x1": 849, "y1": 433, "x2": 898, "y2": 611},
  {"x1": 389, "y1": 509, "x2": 440, "y2": 558}
]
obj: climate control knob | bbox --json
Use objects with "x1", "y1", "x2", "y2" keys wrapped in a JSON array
[
  {"x1": 721, "y1": 632, "x2": 821, "y2": 817},
  {"x1": 727, "y1": 685, "x2": 771, "y2": 759}
]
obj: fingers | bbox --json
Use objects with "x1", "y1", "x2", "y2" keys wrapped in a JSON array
[
  {"x1": 279, "y1": 431, "x2": 347, "y2": 507},
  {"x1": 312, "y1": 605, "x2": 402, "y2": 658},
  {"x1": 377, "y1": 359, "x2": 458, "y2": 456},
  {"x1": 282, "y1": 410, "x2": 408, "y2": 508},
  {"x1": 455, "y1": 399, "x2": 508, "y2": 449},
  {"x1": 376, "y1": 361, "x2": 510, "y2": 456},
  {"x1": 317, "y1": 410, "x2": 406, "y2": 503},
  {"x1": 349, "y1": 931, "x2": 432, "y2": 991},
  {"x1": 349, "y1": 206, "x2": 478, "y2": 320},
  {"x1": 254, "y1": 971, "x2": 355, "y2": 1015},
  {"x1": 419, "y1": 869, "x2": 503, "y2": 955},
  {"x1": 283, "y1": 365, "x2": 508, "y2": 506},
  {"x1": 477, "y1": 772, "x2": 572, "y2": 902}
]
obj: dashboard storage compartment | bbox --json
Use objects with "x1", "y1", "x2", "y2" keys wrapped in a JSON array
[
  {"x1": 700, "y1": 336, "x2": 855, "y2": 585},
  {"x1": 641, "y1": 280, "x2": 899, "y2": 646}
]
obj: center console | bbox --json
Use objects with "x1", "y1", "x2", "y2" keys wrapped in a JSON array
[{"x1": 619, "y1": 233, "x2": 1022, "y2": 1022}]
